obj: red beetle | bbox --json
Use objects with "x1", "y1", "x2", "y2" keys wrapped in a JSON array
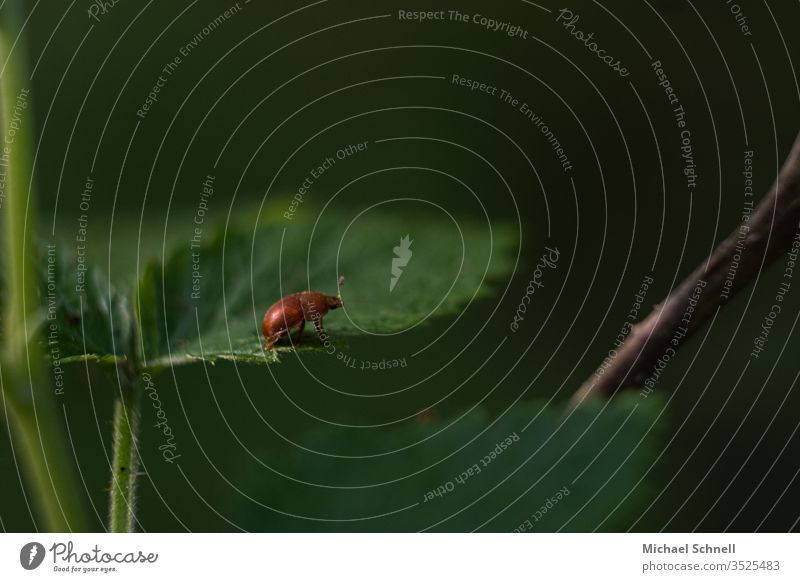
[{"x1": 262, "y1": 277, "x2": 344, "y2": 350}]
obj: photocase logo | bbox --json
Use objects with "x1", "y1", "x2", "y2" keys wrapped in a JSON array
[
  {"x1": 390, "y1": 235, "x2": 413, "y2": 292},
  {"x1": 19, "y1": 542, "x2": 45, "y2": 570}
]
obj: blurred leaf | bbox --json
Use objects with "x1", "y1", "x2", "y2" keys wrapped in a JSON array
[
  {"x1": 136, "y1": 210, "x2": 515, "y2": 368},
  {"x1": 232, "y1": 395, "x2": 663, "y2": 532}
]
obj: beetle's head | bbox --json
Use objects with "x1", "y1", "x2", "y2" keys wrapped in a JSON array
[{"x1": 327, "y1": 275, "x2": 345, "y2": 309}]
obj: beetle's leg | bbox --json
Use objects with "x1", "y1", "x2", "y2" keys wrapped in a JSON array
[
  {"x1": 314, "y1": 317, "x2": 325, "y2": 335},
  {"x1": 263, "y1": 330, "x2": 286, "y2": 351},
  {"x1": 293, "y1": 319, "x2": 306, "y2": 346}
]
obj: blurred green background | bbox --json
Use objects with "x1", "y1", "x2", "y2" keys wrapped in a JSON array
[{"x1": 1, "y1": 0, "x2": 799, "y2": 532}]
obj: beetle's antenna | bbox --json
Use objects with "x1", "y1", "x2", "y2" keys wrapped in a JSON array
[{"x1": 337, "y1": 275, "x2": 345, "y2": 298}]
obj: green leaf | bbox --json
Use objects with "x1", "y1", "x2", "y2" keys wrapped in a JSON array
[
  {"x1": 6, "y1": 209, "x2": 514, "y2": 368},
  {"x1": 231, "y1": 395, "x2": 663, "y2": 532},
  {"x1": 136, "y1": 209, "x2": 516, "y2": 368},
  {"x1": 0, "y1": 242, "x2": 132, "y2": 364}
]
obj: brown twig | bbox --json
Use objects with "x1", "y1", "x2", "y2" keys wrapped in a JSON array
[{"x1": 572, "y1": 131, "x2": 800, "y2": 404}]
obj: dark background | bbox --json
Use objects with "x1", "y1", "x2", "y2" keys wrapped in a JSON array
[{"x1": 1, "y1": 0, "x2": 799, "y2": 531}]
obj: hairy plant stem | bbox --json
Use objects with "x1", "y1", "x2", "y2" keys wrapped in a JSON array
[
  {"x1": 0, "y1": 0, "x2": 88, "y2": 531},
  {"x1": 108, "y1": 367, "x2": 143, "y2": 532},
  {"x1": 573, "y1": 131, "x2": 800, "y2": 404}
]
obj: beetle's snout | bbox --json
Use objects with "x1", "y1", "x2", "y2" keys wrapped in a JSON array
[{"x1": 327, "y1": 295, "x2": 343, "y2": 309}]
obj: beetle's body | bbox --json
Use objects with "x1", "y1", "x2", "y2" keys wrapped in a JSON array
[{"x1": 262, "y1": 288, "x2": 343, "y2": 350}]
